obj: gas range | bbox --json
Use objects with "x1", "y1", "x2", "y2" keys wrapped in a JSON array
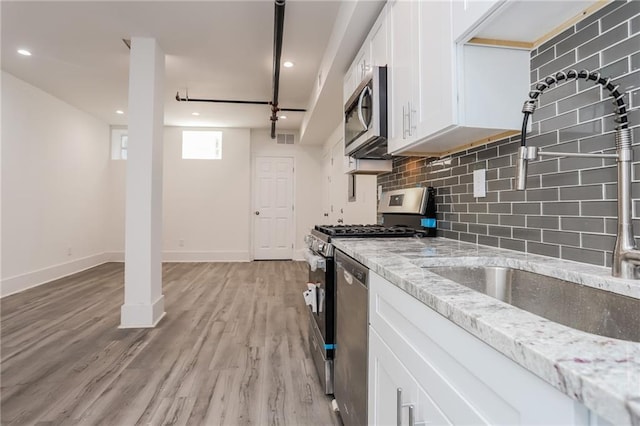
[{"x1": 306, "y1": 224, "x2": 423, "y2": 257}]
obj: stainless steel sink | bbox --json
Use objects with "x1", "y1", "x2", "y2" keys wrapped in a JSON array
[{"x1": 426, "y1": 266, "x2": 640, "y2": 343}]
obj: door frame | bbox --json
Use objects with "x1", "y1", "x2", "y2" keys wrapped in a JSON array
[{"x1": 250, "y1": 155, "x2": 296, "y2": 260}]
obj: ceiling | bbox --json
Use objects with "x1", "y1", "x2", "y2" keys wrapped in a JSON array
[{"x1": 1, "y1": 0, "x2": 350, "y2": 137}]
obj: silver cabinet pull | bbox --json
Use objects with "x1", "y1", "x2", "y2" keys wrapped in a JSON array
[
  {"x1": 408, "y1": 405, "x2": 415, "y2": 426},
  {"x1": 409, "y1": 102, "x2": 417, "y2": 135},
  {"x1": 397, "y1": 387, "x2": 419, "y2": 426},
  {"x1": 397, "y1": 388, "x2": 403, "y2": 426}
]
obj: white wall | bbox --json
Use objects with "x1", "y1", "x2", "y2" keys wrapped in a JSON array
[
  {"x1": 1, "y1": 71, "x2": 110, "y2": 296},
  {"x1": 322, "y1": 124, "x2": 378, "y2": 225},
  {"x1": 250, "y1": 129, "x2": 324, "y2": 259},
  {"x1": 108, "y1": 126, "x2": 252, "y2": 261}
]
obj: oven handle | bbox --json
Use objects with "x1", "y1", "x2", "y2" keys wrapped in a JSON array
[{"x1": 303, "y1": 248, "x2": 326, "y2": 272}]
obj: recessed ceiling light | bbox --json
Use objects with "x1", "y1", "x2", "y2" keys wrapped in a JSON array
[
  {"x1": 283, "y1": 61, "x2": 294, "y2": 68},
  {"x1": 192, "y1": 112, "x2": 200, "y2": 116},
  {"x1": 17, "y1": 49, "x2": 32, "y2": 56},
  {"x1": 280, "y1": 115, "x2": 287, "y2": 119},
  {"x1": 115, "y1": 110, "x2": 124, "y2": 114}
]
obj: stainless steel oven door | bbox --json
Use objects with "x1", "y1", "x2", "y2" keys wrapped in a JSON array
[{"x1": 308, "y1": 260, "x2": 329, "y2": 339}]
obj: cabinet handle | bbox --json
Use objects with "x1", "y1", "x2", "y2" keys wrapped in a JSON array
[
  {"x1": 397, "y1": 387, "x2": 418, "y2": 426},
  {"x1": 397, "y1": 388, "x2": 403, "y2": 426},
  {"x1": 402, "y1": 105, "x2": 410, "y2": 139},
  {"x1": 410, "y1": 103, "x2": 417, "y2": 135}
]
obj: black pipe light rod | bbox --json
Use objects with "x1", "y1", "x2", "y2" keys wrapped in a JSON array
[
  {"x1": 175, "y1": 93, "x2": 269, "y2": 105},
  {"x1": 271, "y1": 0, "x2": 286, "y2": 139},
  {"x1": 175, "y1": 92, "x2": 305, "y2": 110}
]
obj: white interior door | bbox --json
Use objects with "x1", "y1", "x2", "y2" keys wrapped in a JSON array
[{"x1": 253, "y1": 156, "x2": 294, "y2": 260}]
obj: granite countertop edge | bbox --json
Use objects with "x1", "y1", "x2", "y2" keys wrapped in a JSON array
[{"x1": 331, "y1": 237, "x2": 640, "y2": 426}]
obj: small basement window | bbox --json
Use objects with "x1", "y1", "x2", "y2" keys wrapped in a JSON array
[
  {"x1": 110, "y1": 128, "x2": 128, "y2": 160},
  {"x1": 182, "y1": 130, "x2": 222, "y2": 159}
]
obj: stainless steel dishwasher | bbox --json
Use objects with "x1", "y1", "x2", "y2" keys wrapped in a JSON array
[{"x1": 334, "y1": 250, "x2": 368, "y2": 426}]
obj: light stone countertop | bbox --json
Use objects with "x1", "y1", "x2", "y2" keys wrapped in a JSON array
[{"x1": 331, "y1": 237, "x2": 640, "y2": 425}]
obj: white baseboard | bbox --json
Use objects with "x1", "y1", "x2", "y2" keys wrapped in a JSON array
[
  {"x1": 1, "y1": 252, "x2": 111, "y2": 298},
  {"x1": 293, "y1": 249, "x2": 305, "y2": 261},
  {"x1": 105, "y1": 251, "x2": 251, "y2": 262},
  {"x1": 162, "y1": 250, "x2": 251, "y2": 262},
  {"x1": 105, "y1": 251, "x2": 125, "y2": 262}
]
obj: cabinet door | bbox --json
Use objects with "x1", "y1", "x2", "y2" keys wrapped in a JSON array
[
  {"x1": 451, "y1": 0, "x2": 504, "y2": 42},
  {"x1": 343, "y1": 64, "x2": 356, "y2": 105},
  {"x1": 416, "y1": 0, "x2": 456, "y2": 139},
  {"x1": 387, "y1": 0, "x2": 414, "y2": 153},
  {"x1": 369, "y1": 328, "x2": 418, "y2": 426},
  {"x1": 354, "y1": 43, "x2": 371, "y2": 86},
  {"x1": 370, "y1": 5, "x2": 388, "y2": 67}
]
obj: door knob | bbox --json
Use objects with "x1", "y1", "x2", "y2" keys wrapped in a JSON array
[{"x1": 255, "y1": 211, "x2": 260, "y2": 215}]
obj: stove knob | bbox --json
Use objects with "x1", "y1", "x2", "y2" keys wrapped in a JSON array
[{"x1": 319, "y1": 243, "x2": 325, "y2": 252}]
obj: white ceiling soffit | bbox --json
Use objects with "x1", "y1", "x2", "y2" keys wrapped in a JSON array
[
  {"x1": 299, "y1": 0, "x2": 385, "y2": 145},
  {"x1": 0, "y1": 0, "x2": 342, "y2": 133}
]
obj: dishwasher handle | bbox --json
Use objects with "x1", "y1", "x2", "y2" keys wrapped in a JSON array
[{"x1": 335, "y1": 251, "x2": 368, "y2": 286}]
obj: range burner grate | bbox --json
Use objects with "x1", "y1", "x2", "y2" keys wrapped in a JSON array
[{"x1": 314, "y1": 224, "x2": 420, "y2": 238}]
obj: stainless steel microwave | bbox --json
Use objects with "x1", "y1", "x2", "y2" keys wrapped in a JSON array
[{"x1": 344, "y1": 66, "x2": 389, "y2": 159}]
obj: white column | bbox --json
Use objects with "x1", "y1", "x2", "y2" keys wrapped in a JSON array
[{"x1": 120, "y1": 38, "x2": 165, "y2": 328}]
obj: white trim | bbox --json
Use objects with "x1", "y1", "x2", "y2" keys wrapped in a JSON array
[
  {"x1": 162, "y1": 250, "x2": 251, "y2": 262},
  {"x1": 119, "y1": 295, "x2": 165, "y2": 328},
  {"x1": 105, "y1": 251, "x2": 125, "y2": 262},
  {"x1": 0, "y1": 253, "x2": 111, "y2": 298},
  {"x1": 293, "y1": 249, "x2": 306, "y2": 261}
]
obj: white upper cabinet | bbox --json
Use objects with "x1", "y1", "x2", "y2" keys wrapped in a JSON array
[
  {"x1": 388, "y1": 0, "x2": 529, "y2": 156},
  {"x1": 343, "y1": 4, "x2": 389, "y2": 105},
  {"x1": 369, "y1": 5, "x2": 389, "y2": 67},
  {"x1": 383, "y1": 0, "x2": 598, "y2": 156},
  {"x1": 388, "y1": 0, "x2": 416, "y2": 148}
]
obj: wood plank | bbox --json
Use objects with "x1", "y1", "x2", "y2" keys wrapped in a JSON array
[{"x1": 1, "y1": 261, "x2": 339, "y2": 426}]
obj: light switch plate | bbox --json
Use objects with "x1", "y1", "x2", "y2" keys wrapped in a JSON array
[{"x1": 473, "y1": 169, "x2": 486, "y2": 198}]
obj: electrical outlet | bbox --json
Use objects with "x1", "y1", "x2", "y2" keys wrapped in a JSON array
[
  {"x1": 473, "y1": 169, "x2": 486, "y2": 198},
  {"x1": 67, "y1": 247, "x2": 72, "y2": 256},
  {"x1": 179, "y1": 239, "x2": 184, "y2": 247}
]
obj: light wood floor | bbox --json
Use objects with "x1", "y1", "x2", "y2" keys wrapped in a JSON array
[{"x1": 1, "y1": 261, "x2": 340, "y2": 426}]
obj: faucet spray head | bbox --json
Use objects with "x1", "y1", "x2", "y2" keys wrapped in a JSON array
[{"x1": 515, "y1": 146, "x2": 538, "y2": 191}]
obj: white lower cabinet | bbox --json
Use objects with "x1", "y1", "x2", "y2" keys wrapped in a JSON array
[
  {"x1": 368, "y1": 270, "x2": 601, "y2": 425},
  {"x1": 370, "y1": 328, "x2": 450, "y2": 426}
]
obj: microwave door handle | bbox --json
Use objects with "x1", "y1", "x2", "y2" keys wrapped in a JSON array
[{"x1": 356, "y1": 86, "x2": 370, "y2": 131}]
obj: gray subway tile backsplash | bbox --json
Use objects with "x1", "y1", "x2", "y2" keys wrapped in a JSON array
[
  {"x1": 540, "y1": 50, "x2": 577, "y2": 78},
  {"x1": 576, "y1": 0, "x2": 625, "y2": 31},
  {"x1": 581, "y1": 201, "x2": 618, "y2": 217},
  {"x1": 602, "y1": 33, "x2": 640, "y2": 66},
  {"x1": 543, "y1": 230, "x2": 581, "y2": 246},
  {"x1": 581, "y1": 166, "x2": 617, "y2": 184},
  {"x1": 561, "y1": 217, "x2": 605, "y2": 233},
  {"x1": 541, "y1": 171, "x2": 580, "y2": 187},
  {"x1": 601, "y1": 0, "x2": 640, "y2": 32},
  {"x1": 527, "y1": 215, "x2": 559, "y2": 230},
  {"x1": 557, "y1": 88, "x2": 601, "y2": 114},
  {"x1": 556, "y1": 22, "x2": 599, "y2": 56},
  {"x1": 528, "y1": 242, "x2": 561, "y2": 257},
  {"x1": 562, "y1": 246, "x2": 605, "y2": 266},
  {"x1": 577, "y1": 22, "x2": 628, "y2": 60},
  {"x1": 559, "y1": 184, "x2": 604, "y2": 201},
  {"x1": 632, "y1": 15, "x2": 640, "y2": 35},
  {"x1": 378, "y1": 1, "x2": 639, "y2": 268}
]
